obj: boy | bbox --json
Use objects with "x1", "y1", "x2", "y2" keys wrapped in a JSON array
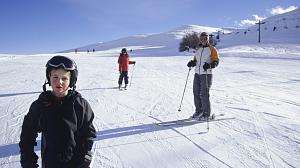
[
  {"x1": 19, "y1": 55, "x2": 96, "y2": 168},
  {"x1": 118, "y1": 48, "x2": 136, "y2": 89}
]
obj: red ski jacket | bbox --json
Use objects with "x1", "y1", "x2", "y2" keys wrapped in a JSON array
[{"x1": 118, "y1": 53, "x2": 135, "y2": 72}]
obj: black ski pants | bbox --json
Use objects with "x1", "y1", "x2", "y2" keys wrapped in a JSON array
[
  {"x1": 193, "y1": 73, "x2": 212, "y2": 116},
  {"x1": 118, "y1": 71, "x2": 129, "y2": 85}
]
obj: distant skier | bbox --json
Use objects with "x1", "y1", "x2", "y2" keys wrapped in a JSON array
[
  {"x1": 19, "y1": 55, "x2": 96, "y2": 168},
  {"x1": 187, "y1": 32, "x2": 220, "y2": 119},
  {"x1": 118, "y1": 48, "x2": 136, "y2": 89}
]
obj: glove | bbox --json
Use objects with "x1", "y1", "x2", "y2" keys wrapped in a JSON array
[
  {"x1": 203, "y1": 62, "x2": 211, "y2": 71},
  {"x1": 84, "y1": 151, "x2": 93, "y2": 163},
  {"x1": 203, "y1": 61, "x2": 219, "y2": 71},
  {"x1": 20, "y1": 152, "x2": 39, "y2": 168},
  {"x1": 187, "y1": 60, "x2": 196, "y2": 67},
  {"x1": 210, "y1": 61, "x2": 219, "y2": 68},
  {"x1": 133, "y1": 61, "x2": 136, "y2": 64},
  {"x1": 76, "y1": 151, "x2": 93, "y2": 168}
]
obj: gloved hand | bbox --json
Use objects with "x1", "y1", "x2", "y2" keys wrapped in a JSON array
[
  {"x1": 187, "y1": 60, "x2": 196, "y2": 67},
  {"x1": 210, "y1": 61, "x2": 219, "y2": 68},
  {"x1": 203, "y1": 62, "x2": 210, "y2": 71},
  {"x1": 76, "y1": 151, "x2": 93, "y2": 168},
  {"x1": 84, "y1": 151, "x2": 93, "y2": 163},
  {"x1": 133, "y1": 61, "x2": 136, "y2": 64},
  {"x1": 20, "y1": 152, "x2": 39, "y2": 168}
]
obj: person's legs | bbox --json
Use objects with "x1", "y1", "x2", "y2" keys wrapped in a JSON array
[
  {"x1": 192, "y1": 74, "x2": 202, "y2": 117},
  {"x1": 124, "y1": 71, "x2": 129, "y2": 87},
  {"x1": 118, "y1": 73, "x2": 125, "y2": 87},
  {"x1": 199, "y1": 74, "x2": 212, "y2": 117},
  {"x1": 118, "y1": 72, "x2": 128, "y2": 88}
]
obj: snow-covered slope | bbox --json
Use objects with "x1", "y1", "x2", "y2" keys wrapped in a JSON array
[
  {"x1": 218, "y1": 8, "x2": 300, "y2": 48},
  {"x1": 61, "y1": 9, "x2": 300, "y2": 56},
  {"x1": 0, "y1": 8, "x2": 300, "y2": 168},
  {"x1": 1, "y1": 43, "x2": 300, "y2": 168},
  {"x1": 61, "y1": 25, "x2": 220, "y2": 56}
]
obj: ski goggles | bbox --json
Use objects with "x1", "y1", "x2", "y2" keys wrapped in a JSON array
[{"x1": 46, "y1": 55, "x2": 77, "y2": 70}]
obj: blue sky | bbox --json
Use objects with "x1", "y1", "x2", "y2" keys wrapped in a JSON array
[{"x1": 0, "y1": 0, "x2": 299, "y2": 54}]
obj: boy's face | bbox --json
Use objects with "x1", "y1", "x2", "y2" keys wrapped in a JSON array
[{"x1": 49, "y1": 68, "x2": 71, "y2": 97}]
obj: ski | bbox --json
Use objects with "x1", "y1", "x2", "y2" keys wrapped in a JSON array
[
  {"x1": 118, "y1": 86, "x2": 128, "y2": 91},
  {"x1": 118, "y1": 88, "x2": 126, "y2": 91},
  {"x1": 178, "y1": 114, "x2": 216, "y2": 125},
  {"x1": 155, "y1": 117, "x2": 211, "y2": 127},
  {"x1": 155, "y1": 114, "x2": 233, "y2": 127}
]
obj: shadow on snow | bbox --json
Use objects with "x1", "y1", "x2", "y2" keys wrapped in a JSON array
[
  {"x1": 0, "y1": 106, "x2": 234, "y2": 167},
  {"x1": 0, "y1": 91, "x2": 41, "y2": 98},
  {"x1": 0, "y1": 87, "x2": 118, "y2": 98}
]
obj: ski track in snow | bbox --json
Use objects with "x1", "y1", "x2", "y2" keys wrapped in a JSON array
[{"x1": 1, "y1": 45, "x2": 300, "y2": 167}]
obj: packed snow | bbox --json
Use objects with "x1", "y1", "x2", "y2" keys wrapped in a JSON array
[{"x1": 0, "y1": 9, "x2": 300, "y2": 168}]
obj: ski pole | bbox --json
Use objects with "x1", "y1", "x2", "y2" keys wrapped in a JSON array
[
  {"x1": 178, "y1": 67, "x2": 192, "y2": 112},
  {"x1": 205, "y1": 70, "x2": 210, "y2": 130},
  {"x1": 129, "y1": 64, "x2": 135, "y2": 87}
]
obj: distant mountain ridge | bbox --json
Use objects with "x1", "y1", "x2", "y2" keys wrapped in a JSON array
[
  {"x1": 218, "y1": 8, "x2": 300, "y2": 48},
  {"x1": 60, "y1": 24, "x2": 219, "y2": 56},
  {"x1": 60, "y1": 8, "x2": 300, "y2": 56}
]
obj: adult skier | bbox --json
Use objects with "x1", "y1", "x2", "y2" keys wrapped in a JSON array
[
  {"x1": 19, "y1": 55, "x2": 96, "y2": 168},
  {"x1": 118, "y1": 48, "x2": 136, "y2": 89},
  {"x1": 187, "y1": 32, "x2": 220, "y2": 119}
]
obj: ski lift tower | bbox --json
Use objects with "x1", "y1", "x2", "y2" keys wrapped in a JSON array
[{"x1": 256, "y1": 20, "x2": 266, "y2": 43}]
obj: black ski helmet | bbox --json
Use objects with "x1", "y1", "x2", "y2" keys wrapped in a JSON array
[
  {"x1": 121, "y1": 48, "x2": 127, "y2": 53},
  {"x1": 43, "y1": 55, "x2": 78, "y2": 91}
]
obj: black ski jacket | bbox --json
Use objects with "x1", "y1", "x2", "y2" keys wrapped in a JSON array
[{"x1": 19, "y1": 90, "x2": 96, "y2": 168}]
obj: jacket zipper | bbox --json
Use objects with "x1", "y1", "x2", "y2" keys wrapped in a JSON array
[{"x1": 199, "y1": 47, "x2": 204, "y2": 74}]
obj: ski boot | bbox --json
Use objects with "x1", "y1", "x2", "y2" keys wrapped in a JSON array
[{"x1": 191, "y1": 112, "x2": 203, "y2": 119}]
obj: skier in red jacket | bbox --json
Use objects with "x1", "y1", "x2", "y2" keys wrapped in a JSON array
[{"x1": 118, "y1": 48, "x2": 135, "y2": 89}]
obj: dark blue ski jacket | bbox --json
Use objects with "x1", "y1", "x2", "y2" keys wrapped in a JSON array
[{"x1": 19, "y1": 90, "x2": 96, "y2": 168}]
